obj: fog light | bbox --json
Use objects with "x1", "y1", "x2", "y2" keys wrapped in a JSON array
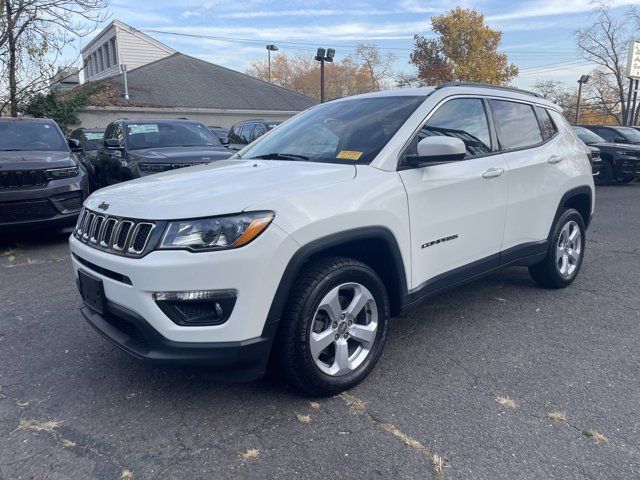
[{"x1": 153, "y1": 289, "x2": 237, "y2": 326}]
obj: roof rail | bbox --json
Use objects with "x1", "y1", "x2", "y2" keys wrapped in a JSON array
[{"x1": 436, "y1": 82, "x2": 542, "y2": 99}]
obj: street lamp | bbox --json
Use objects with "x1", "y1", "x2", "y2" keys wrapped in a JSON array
[
  {"x1": 266, "y1": 44, "x2": 278, "y2": 83},
  {"x1": 314, "y1": 47, "x2": 335, "y2": 103},
  {"x1": 575, "y1": 74, "x2": 590, "y2": 125}
]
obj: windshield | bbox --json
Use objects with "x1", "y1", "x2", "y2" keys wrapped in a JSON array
[
  {"x1": 615, "y1": 126, "x2": 640, "y2": 142},
  {"x1": 84, "y1": 131, "x2": 104, "y2": 150},
  {"x1": 573, "y1": 127, "x2": 605, "y2": 144},
  {"x1": 240, "y1": 96, "x2": 427, "y2": 164},
  {"x1": 126, "y1": 122, "x2": 222, "y2": 150},
  {"x1": 0, "y1": 121, "x2": 67, "y2": 152}
]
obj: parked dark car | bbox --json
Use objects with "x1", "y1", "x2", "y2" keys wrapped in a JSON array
[
  {"x1": 95, "y1": 118, "x2": 233, "y2": 187},
  {"x1": 573, "y1": 126, "x2": 640, "y2": 185},
  {"x1": 207, "y1": 126, "x2": 230, "y2": 147},
  {"x1": 227, "y1": 119, "x2": 281, "y2": 151},
  {"x1": 0, "y1": 118, "x2": 89, "y2": 231},
  {"x1": 69, "y1": 127, "x2": 104, "y2": 191},
  {"x1": 579, "y1": 124, "x2": 640, "y2": 146}
]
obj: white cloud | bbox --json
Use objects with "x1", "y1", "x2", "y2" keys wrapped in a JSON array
[{"x1": 487, "y1": 0, "x2": 640, "y2": 21}]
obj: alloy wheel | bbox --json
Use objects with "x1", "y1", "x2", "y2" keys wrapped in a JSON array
[
  {"x1": 309, "y1": 282, "x2": 378, "y2": 377},
  {"x1": 555, "y1": 220, "x2": 582, "y2": 278}
]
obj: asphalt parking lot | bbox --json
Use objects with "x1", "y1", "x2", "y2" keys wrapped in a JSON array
[{"x1": 1, "y1": 184, "x2": 639, "y2": 480}]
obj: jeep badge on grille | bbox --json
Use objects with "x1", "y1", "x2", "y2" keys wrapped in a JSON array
[{"x1": 98, "y1": 201, "x2": 110, "y2": 211}]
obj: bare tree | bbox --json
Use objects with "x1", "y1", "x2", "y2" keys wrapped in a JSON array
[
  {"x1": 575, "y1": 4, "x2": 630, "y2": 124},
  {"x1": 0, "y1": 0, "x2": 109, "y2": 116},
  {"x1": 352, "y1": 43, "x2": 396, "y2": 91}
]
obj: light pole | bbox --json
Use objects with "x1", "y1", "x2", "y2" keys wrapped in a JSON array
[
  {"x1": 575, "y1": 74, "x2": 590, "y2": 125},
  {"x1": 314, "y1": 47, "x2": 335, "y2": 103},
  {"x1": 266, "y1": 44, "x2": 278, "y2": 83}
]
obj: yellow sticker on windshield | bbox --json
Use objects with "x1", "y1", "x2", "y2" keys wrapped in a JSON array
[{"x1": 336, "y1": 150, "x2": 363, "y2": 160}]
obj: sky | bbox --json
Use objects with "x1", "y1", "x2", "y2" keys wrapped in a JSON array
[{"x1": 68, "y1": 0, "x2": 640, "y2": 90}]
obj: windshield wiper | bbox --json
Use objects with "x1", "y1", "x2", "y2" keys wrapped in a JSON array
[{"x1": 251, "y1": 152, "x2": 310, "y2": 161}]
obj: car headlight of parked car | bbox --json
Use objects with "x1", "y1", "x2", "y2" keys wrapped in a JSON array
[
  {"x1": 159, "y1": 211, "x2": 274, "y2": 251},
  {"x1": 45, "y1": 166, "x2": 79, "y2": 179}
]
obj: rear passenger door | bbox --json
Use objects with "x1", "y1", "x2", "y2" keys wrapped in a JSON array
[
  {"x1": 398, "y1": 97, "x2": 508, "y2": 289},
  {"x1": 492, "y1": 100, "x2": 564, "y2": 253}
]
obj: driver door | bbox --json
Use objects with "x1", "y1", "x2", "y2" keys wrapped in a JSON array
[{"x1": 397, "y1": 97, "x2": 508, "y2": 291}]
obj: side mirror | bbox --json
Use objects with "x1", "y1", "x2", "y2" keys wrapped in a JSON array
[
  {"x1": 406, "y1": 136, "x2": 466, "y2": 166},
  {"x1": 104, "y1": 138, "x2": 123, "y2": 150},
  {"x1": 68, "y1": 138, "x2": 82, "y2": 152},
  {"x1": 220, "y1": 137, "x2": 229, "y2": 147}
]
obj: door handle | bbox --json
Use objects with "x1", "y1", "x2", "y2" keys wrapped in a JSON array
[
  {"x1": 548, "y1": 155, "x2": 563, "y2": 164},
  {"x1": 482, "y1": 167, "x2": 505, "y2": 179}
]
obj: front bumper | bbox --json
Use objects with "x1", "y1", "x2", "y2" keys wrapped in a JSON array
[
  {"x1": 0, "y1": 174, "x2": 89, "y2": 230},
  {"x1": 80, "y1": 300, "x2": 278, "y2": 380},
  {"x1": 69, "y1": 223, "x2": 299, "y2": 372}
]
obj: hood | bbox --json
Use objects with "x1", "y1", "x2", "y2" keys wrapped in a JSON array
[
  {"x1": 85, "y1": 159, "x2": 356, "y2": 220},
  {"x1": 130, "y1": 146, "x2": 232, "y2": 164},
  {"x1": 0, "y1": 150, "x2": 73, "y2": 170},
  {"x1": 587, "y1": 141, "x2": 640, "y2": 150}
]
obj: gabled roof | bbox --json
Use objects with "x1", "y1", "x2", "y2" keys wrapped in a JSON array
[{"x1": 85, "y1": 52, "x2": 318, "y2": 112}]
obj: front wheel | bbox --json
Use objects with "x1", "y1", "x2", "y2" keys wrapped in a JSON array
[
  {"x1": 529, "y1": 208, "x2": 586, "y2": 289},
  {"x1": 275, "y1": 256, "x2": 389, "y2": 396}
]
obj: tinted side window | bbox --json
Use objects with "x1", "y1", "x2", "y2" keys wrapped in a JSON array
[
  {"x1": 535, "y1": 106, "x2": 557, "y2": 140},
  {"x1": 252, "y1": 124, "x2": 267, "y2": 141},
  {"x1": 239, "y1": 125, "x2": 252, "y2": 144},
  {"x1": 404, "y1": 98, "x2": 492, "y2": 161},
  {"x1": 227, "y1": 124, "x2": 243, "y2": 144},
  {"x1": 492, "y1": 100, "x2": 543, "y2": 150},
  {"x1": 593, "y1": 127, "x2": 616, "y2": 142}
]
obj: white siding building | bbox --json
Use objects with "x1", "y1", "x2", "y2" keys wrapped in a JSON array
[{"x1": 81, "y1": 20, "x2": 176, "y2": 82}]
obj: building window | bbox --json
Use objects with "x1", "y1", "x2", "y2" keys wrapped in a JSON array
[{"x1": 110, "y1": 38, "x2": 118, "y2": 66}]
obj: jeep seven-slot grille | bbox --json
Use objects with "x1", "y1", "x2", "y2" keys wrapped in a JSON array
[
  {"x1": 74, "y1": 208, "x2": 156, "y2": 257},
  {"x1": 0, "y1": 170, "x2": 47, "y2": 189}
]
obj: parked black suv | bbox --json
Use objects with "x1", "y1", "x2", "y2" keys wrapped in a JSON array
[
  {"x1": 573, "y1": 126, "x2": 640, "y2": 185},
  {"x1": 0, "y1": 118, "x2": 89, "y2": 231},
  {"x1": 69, "y1": 127, "x2": 104, "y2": 191},
  {"x1": 95, "y1": 118, "x2": 233, "y2": 187},
  {"x1": 227, "y1": 119, "x2": 281, "y2": 151},
  {"x1": 580, "y1": 124, "x2": 640, "y2": 146}
]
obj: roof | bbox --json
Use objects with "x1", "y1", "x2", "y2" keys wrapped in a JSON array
[
  {"x1": 82, "y1": 53, "x2": 318, "y2": 112},
  {"x1": 81, "y1": 20, "x2": 176, "y2": 55},
  {"x1": 341, "y1": 83, "x2": 559, "y2": 110},
  {"x1": 0, "y1": 117, "x2": 56, "y2": 123}
]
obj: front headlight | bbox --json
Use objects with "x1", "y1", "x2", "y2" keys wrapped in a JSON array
[
  {"x1": 159, "y1": 211, "x2": 274, "y2": 251},
  {"x1": 46, "y1": 166, "x2": 79, "y2": 179}
]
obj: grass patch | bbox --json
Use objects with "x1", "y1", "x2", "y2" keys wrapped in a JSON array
[
  {"x1": 582, "y1": 428, "x2": 607, "y2": 442},
  {"x1": 240, "y1": 448, "x2": 260, "y2": 460},
  {"x1": 495, "y1": 396, "x2": 517, "y2": 409},
  {"x1": 548, "y1": 411, "x2": 566, "y2": 422},
  {"x1": 296, "y1": 414, "x2": 311, "y2": 424},
  {"x1": 16, "y1": 419, "x2": 62, "y2": 433},
  {"x1": 121, "y1": 469, "x2": 133, "y2": 480},
  {"x1": 339, "y1": 392, "x2": 365, "y2": 411}
]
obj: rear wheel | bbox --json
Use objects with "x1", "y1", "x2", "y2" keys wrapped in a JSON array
[
  {"x1": 275, "y1": 256, "x2": 389, "y2": 396},
  {"x1": 529, "y1": 208, "x2": 585, "y2": 289}
]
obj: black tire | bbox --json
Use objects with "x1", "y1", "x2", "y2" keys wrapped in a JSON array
[
  {"x1": 529, "y1": 208, "x2": 586, "y2": 289},
  {"x1": 274, "y1": 256, "x2": 389, "y2": 396},
  {"x1": 616, "y1": 176, "x2": 636, "y2": 184},
  {"x1": 594, "y1": 159, "x2": 614, "y2": 186}
]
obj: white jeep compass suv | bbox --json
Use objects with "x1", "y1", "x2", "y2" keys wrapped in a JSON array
[{"x1": 70, "y1": 83, "x2": 595, "y2": 395}]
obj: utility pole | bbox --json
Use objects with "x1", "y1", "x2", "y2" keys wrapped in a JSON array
[
  {"x1": 266, "y1": 44, "x2": 278, "y2": 83},
  {"x1": 575, "y1": 75, "x2": 590, "y2": 125},
  {"x1": 314, "y1": 47, "x2": 335, "y2": 103}
]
